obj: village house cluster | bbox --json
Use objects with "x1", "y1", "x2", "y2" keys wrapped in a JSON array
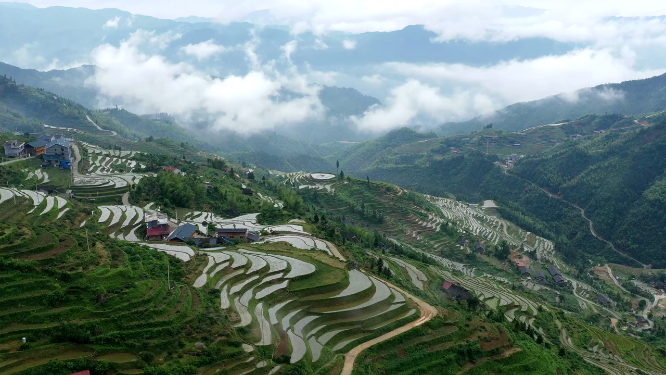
[
  {"x1": 144, "y1": 209, "x2": 260, "y2": 246},
  {"x1": 4, "y1": 133, "x2": 72, "y2": 169}
]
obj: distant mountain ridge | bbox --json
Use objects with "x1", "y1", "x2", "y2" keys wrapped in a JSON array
[
  {"x1": 439, "y1": 72, "x2": 666, "y2": 135},
  {"x1": 0, "y1": 62, "x2": 382, "y2": 147}
]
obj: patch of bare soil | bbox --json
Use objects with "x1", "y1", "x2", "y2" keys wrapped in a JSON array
[
  {"x1": 593, "y1": 266, "x2": 612, "y2": 282},
  {"x1": 480, "y1": 327, "x2": 511, "y2": 351},
  {"x1": 461, "y1": 346, "x2": 523, "y2": 372},
  {"x1": 606, "y1": 340, "x2": 619, "y2": 356},
  {"x1": 18, "y1": 237, "x2": 75, "y2": 260},
  {"x1": 275, "y1": 327, "x2": 290, "y2": 357}
]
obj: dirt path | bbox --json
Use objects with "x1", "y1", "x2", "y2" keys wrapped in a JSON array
[
  {"x1": 571, "y1": 280, "x2": 620, "y2": 320},
  {"x1": 605, "y1": 265, "x2": 654, "y2": 329},
  {"x1": 610, "y1": 318, "x2": 619, "y2": 333},
  {"x1": 504, "y1": 169, "x2": 645, "y2": 267},
  {"x1": 323, "y1": 240, "x2": 346, "y2": 261},
  {"x1": 340, "y1": 274, "x2": 438, "y2": 375},
  {"x1": 122, "y1": 192, "x2": 130, "y2": 206}
]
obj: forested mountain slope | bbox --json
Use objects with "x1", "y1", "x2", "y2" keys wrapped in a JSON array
[
  {"x1": 439, "y1": 72, "x2": 666, "y2": 135},
  {"x1": 340, "y1": 119, "x2": 666, "y2": 267},
  {"x1": 513, "y1": 122, "x2": 666, "y2": 267}
]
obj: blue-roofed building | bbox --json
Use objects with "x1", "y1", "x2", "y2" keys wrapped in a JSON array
[
  {"x1": 44, "y1": 139, "x2": 71, "y2": 166},
  {"x1": 166, "y1": 223, "x2": 198, "y2": 242}
]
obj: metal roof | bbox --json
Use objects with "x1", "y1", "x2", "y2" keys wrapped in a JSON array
[
  {"x1": 166, "y1": 223, "x2": 197, "y2": 241},
  {"x1": 27, "y1": 139, "x2": 49, "y2": 148},
  {"x1": 46, "y1": 140, "x2": 70, "y2": 148}
]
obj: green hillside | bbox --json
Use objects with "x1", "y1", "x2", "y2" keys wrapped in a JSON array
[
  {"x1": 336, "y1": 115, "x2": 663, "y2": 268},
  {"x1": 440, "y1": 72, "x2": 666, "y2": 135}
]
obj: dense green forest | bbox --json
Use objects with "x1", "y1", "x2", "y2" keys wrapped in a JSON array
[{"x1": 512, "y1": 121, "x2": 666, "y2": 267}]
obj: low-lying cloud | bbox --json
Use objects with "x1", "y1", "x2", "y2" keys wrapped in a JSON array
[
  {"x1": 86, "y1": 31, "x2": 324, "y2": 134},
  {"x1": 181, "y1": 40, "x2": 227, "y2": 60},
  {"x1": 349, "y1": 47, "x2": 664, "y2": 132},
  {"x1": 342, "y1": 40, "x2": 357, "y2": 50},
  {"x1": 352, "y1": 80, "x2": 496, "y2": 132},
  {"x1": 103, "y1": 16, "x2": 121, "y2": 29}
]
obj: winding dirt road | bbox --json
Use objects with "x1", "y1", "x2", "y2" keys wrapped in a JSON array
[{"x1": 340, "y1": 274, "x2": 438, "y2": 375}]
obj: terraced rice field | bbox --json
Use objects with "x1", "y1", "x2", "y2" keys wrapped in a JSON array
[
  {"x1": 191, "y1": 247, "x2": 419, "y2": 365},
  {"x1": 0, "y1": 188, "x2": 70, "y2": 219}
]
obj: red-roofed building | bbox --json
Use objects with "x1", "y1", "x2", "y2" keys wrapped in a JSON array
[
  {"x1": 516, "y1": 261, "x2": 526, "y2": 268},
  {"x1": 68, "y1": 371, "x2": 90, "y2": 375},
  {"x1": 441, "y1": 281, "x2": 473, "y2": 301}
]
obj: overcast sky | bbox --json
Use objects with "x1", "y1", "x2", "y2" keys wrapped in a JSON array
[
  {"x1": 9, "y1": 0, "x2": 666, "y2": 134},
  {"x1": 10, "y1": 0, "x2": 666, "y2": 23}
]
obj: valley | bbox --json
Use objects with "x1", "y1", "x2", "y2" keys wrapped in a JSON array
[{"x1": 1, "y1": 31, "x2": 666, "y2": 375}]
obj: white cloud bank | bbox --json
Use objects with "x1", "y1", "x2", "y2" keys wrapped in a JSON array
[
  {"x1": 351, "y1": 47, "x2": 665, "y2": 132},
  {"x1": 181, "y1": 40, "x2": 227, "y2": 60},
  {"x1": 86, "y1": 31, "x2": 324, "y2": 134}
]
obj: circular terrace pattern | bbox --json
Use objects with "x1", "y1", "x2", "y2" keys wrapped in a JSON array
[{"x1": 310, "y1": 173, "x2": 336, "y2": 181}]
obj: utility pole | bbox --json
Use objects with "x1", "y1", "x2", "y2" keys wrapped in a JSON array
[
  {"x1": 167, "y1": 262, "x2": 171, "y2": 290},
  {"x1": 85, "y1": 229, "x2": 90, "y2": 251}
]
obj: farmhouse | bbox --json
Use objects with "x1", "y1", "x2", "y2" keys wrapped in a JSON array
[
  {"x1": 242, "y1": 188, "x2": 254, "y2": 196},
  {"x1": 549, "y1": 266, "x2": 568, "y2": 287},
  {"x1": 216, "y1": 227, "x2": 260, "y2": 242},
  {"x1": 597, "y1": 294, "x2": 614, "y2": 307},
  {"x1": 457, "y1": 236, "x2": 468, "y2": 246},
  {"x1": 25, "y1": 139, "x2": 48, "y2": 156},
  {"x1": 167, "y1": 223, "x2": 198, "y2": 242},
  {"x1": 441, "y1": 281, "x2": 473, "y2": 301},
  {"x1": 636, "y1": 316, "x2": 648, "y2": 327},
  {"x1": 145, "y1": 210, "x2": 171, "y2": 241},
  {"x1": 43, "y1": 140, "x2": 72, "y2": 166},
  {"x1": 519, "y1": 266, "x2": 531, "y2": 278},
  {"x1": 4, "y1": 140, "x2": 25, "y2": 158}
]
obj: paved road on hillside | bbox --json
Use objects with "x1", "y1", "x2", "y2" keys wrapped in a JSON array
[
  {"x1": 0, "y1": 156, "x2": 34, "y2": 166},
  {"x1": 340, "y1": 273, "x2": 438, "y2": 375},
  {"x1": 86, "y1": 115, "x2": 117, "y2": 136},
  {"x1": 70, "y1": 143, "x2": 82, "y2": 178}
]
